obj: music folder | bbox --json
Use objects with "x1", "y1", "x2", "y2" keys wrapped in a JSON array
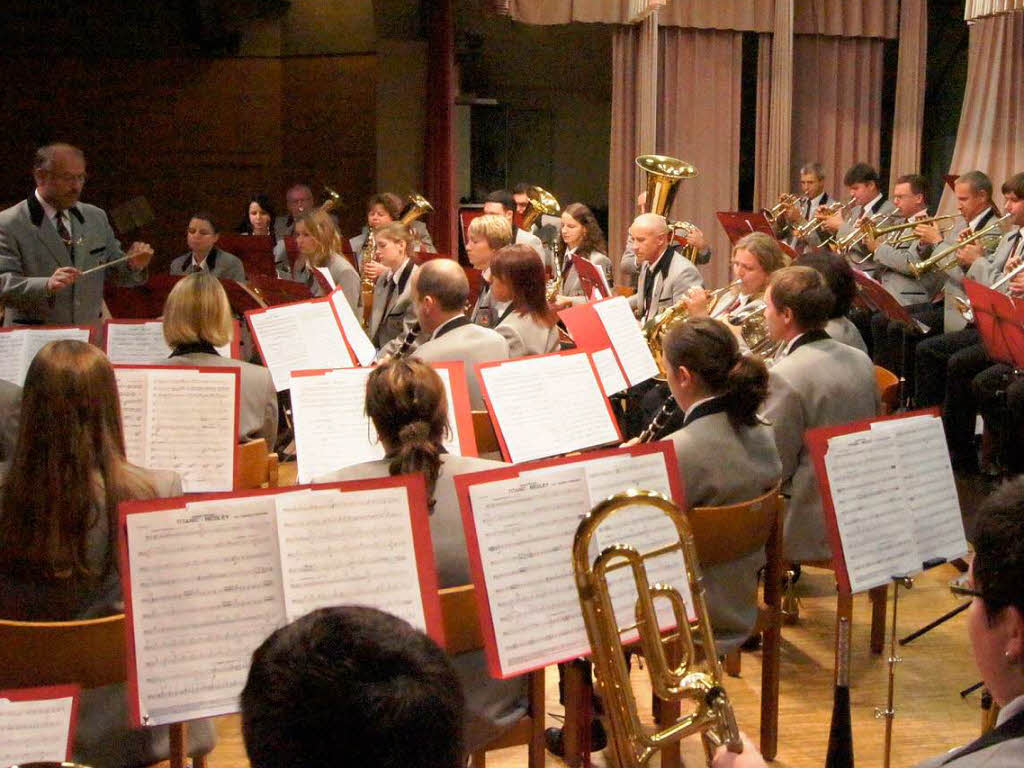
[
  {"x1": 851, "y1": 267, "x2": 929, "y2": 333},
  {"x1": 290, "y1": 361, "x2": 477, "y2": 484},
  {"x1": 0, "y1": 684, "x2": 80, "y2": 765},
  {"x1": 558, "y1": 295, "x2": 659, "y2": 394},
  {"x1": 117, "y1": 474, "x2": 443, "y2": 727},
  {"x1": 0, "y1": 325, "x2": 94, "y2": 387},
  {"x1": 475, "y1": 350, "x2": 622, "y2": 463},
  {"x1": 805, "y1": 408, "x2": 968, "y2": 595},
  {"x1": 570, "y1": 254, "x2": 611, "y2": 300},
  {"x1": 716, "y1": 210, "x2": 797, "y2": 260},
  {"x1": 453, "y1": 442, "x2": 688, "y2": 679},
  {"x1": 112, "y1": 365, "x2": 241, "y2": 493},
  {"x1": 965, "y1": 278, "x2": 1024, "y2": 367},
  {"x1": 105, "y1": 318, "x2": 241, "y2": 363}
]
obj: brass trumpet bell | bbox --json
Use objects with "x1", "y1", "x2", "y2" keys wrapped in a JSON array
[
  {"x1": 636, "y1": 155, "x2": 698, "y2": 219},
  {"x1": 522, "y1": 185, "x2": 561, "y2": 231}
]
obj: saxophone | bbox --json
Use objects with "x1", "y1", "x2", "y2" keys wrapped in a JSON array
[{"x1": 359, "y1": 228, "x2": 378, "y2": 291}]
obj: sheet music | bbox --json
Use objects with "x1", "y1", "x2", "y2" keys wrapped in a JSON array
[
  {"x1": 248, "y1": 300, "x2": 355, "y2": 391},
  {"x1": 824, "y1": 431, "x2": 920, "y2": 592},
  {"x1": 0, "y1": 327, "x2": 92, "y2": 386},
  {"x1": 106, "y1": 321, "x2": 231, "y2": 364},
  {"x1": 591, "y1": 348, "x2": 627, "y2": 395},
  {"x1": 467, "y1": 467, "x2": 593, "y2": 676},
  {"x1": 480, "y1": 353, "x2": 619, "y2": 463},
  {"x1": 315, "y1": 266, "x2": 336, "y2": 290},
  {"x1": 593, "y1": 296, "x2": 660, "y2": 386},
  {"x1": 114, "y1": 368, "x2": 237, "y2": 492},
  {"x1": 330, "y1": 289, "x2": 377, "y2": 366},
  {"x1": 125, "y1": 497, "x2": 286, "y2": 724},
  {"x1": 870, "y1": 417, "x2": 968, "y2": 564},
  {"x1": 274, "y1": 486, "x2": 428, "y2": 629},
  {"x1": 292, "y1": 366, "x2": 465, "y2": 484},
  {"x1": 0, "y1": 693, "x2": 76, "y2": 765}
]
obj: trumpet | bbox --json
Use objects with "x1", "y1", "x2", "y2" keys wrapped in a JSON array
[
  {"x1": 573, "y1": 489, "x2": 742, "y2": 768},
  {"x1": 863, "y1": 214, "x2": 958, "y2": 246},
  {"x1": 954, "y1": 254, "x2": 1024, "y2": 322},
  {"x1": 763, "y1": 193, "x2": 806, "y2": 230},
  {"x1": 830, "y1": 210, "x2": 899, "y2": 260},
  {"x1": 793, "y1": 197, "x2": 856, "y2": 239},
  {"x1": 908, "y1": 213, "x2": 1012, "y2": 278}
]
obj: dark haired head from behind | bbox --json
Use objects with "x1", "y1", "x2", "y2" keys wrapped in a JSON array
[
  {"x1": 241, "y1": 606, "x2": 465, "y2": 768},
  {"x1": 796, "y1": 248, "x2": 857, "y2": 318},
  {"x1": 766, "y1": 265, "x2": 835, "y2": 332},
  {"x1": 662, "y1": 317, "x2": 769, "y2": 429}
]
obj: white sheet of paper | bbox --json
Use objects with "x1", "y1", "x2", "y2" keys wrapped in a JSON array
[
  {"x1": 0, "y1": 694, "x2": 76, "y2": 766},
  {"x1": 590, "y1": 348, "x2": 628, "y2": 396},
  {"x1": 274, "y1": 486, "x2": 428, "y2": 629},
  {"x1": 124, "y1": 496, "x2": 286, "y2": 725},
  {"x1": 825, "y1": 431, "x2": 920, "y2": 592},
  {"x1": 315, "y1": 266, "x2": 336, "y2": 290},
  {"x1": 329, "y1": 289, "x2": 377, "y2": 366},
  {"x1": 0, "y1": 327, "x2": 92, "y2": 386},
  {"x1": 106, "y1": 321, "x2": 231, "y2": 363},
  {"x1": 467, "y1": 467, "x2": 593, "y2": 676},
  {"x1": 248, "y1": 301, "x2": 355, "y2": 391},
  {"x1": 593, "y1": 296, "x2": 659, "y2": 386},
  {"x1": 114, "y1": 368, "x2": 237, "y2": 492},
  {"x1": 480, "y1": 353, "x2": 619, "y2": 463}
]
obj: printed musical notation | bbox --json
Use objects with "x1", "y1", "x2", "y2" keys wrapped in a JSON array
[
  {"x1": 105, "y1": 320, "x2": 232, "y2": 363},
  {"x1": 0, "y1": 689, "x2": 77, "y2": 766},
  {"x1": 0, "y1": 326, "x2": 91, "y2": 387}
]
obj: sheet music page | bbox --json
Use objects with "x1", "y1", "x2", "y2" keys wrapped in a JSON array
[
  {"x1": 291, "y1": 369, "x2": 385, "y2": 483},
  {"x1": 125, "y1": 496, "x2": 286, "y2": 725},
  {"x1": 480, "y1": 354, "x2": 619, "y2": 463},
  {"x1": 275, "y1": 487, "x2": 428, "y2": 629},
  {"x1": 315, "y1": 266, "x2": 336, "y2": 290},
  {"x1": 0, "y1": 694, "x2": 76, "y2": 765},
  {"x1": 825, "y1": 432, "x2": 920, "y2": 593},
  {"x1": 0, "y1": 333, "x2": 27, "y2": 386},
  {"x1": 591, "y1": 348, "x2": 628, "y2": 395},
  {"x1": 593, "y1": 296, "x2": 660, "y2": 386},
  {"x1": 113, "y1": 368, "x2": 150, "y2": 467},
  {"x1": 144, "y1": 370, "x2": 237, "y2": 492},
  {"x1": 870, "y1": 417, "x2": 968, "y2": 565},
  {"x1": 329, "y1": 289, "x2": 377, "y2": 366},
  {"x1": 248, "y1": 301, "x2": 354, "y2": 391},
  {"x1": 433, "y1": 366, "x2": 463, "y2": 456},
  {"x1": 467, "y1": 467, "x2": 593, "y2": 676},
  {"x1": 107, "y1": 321, "x2": 231, "y2": 364}
]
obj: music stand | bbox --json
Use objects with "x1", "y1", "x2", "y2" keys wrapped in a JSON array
[
  {"x1": 964, "y1": 279, "x2": 1024, "y2": 368},
  {"x1": 716, "y1": 211, "x2": 798, "y2": 261},
  {"x1": 215, "y1": 234, "x2": 277, "y2": 279},
  {"x1": 104, "y1": 274, "x2": 183, "y2": 319}
]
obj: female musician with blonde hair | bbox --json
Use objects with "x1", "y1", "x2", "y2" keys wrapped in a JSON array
[
  {"x1": 160, "y1": 271, "x2": 278, "y2": 446},
  {"x1": 683, "y1": 231, "x2": 787, "y2": 321},
  {"x1": 292, "y1": 208, "x2": 360, "y2": 308},
  {"x1": 552, "y1": 202, "x2": 611, "y2": 308},
  {"x1": 489, "y1": 243, "x2": 559, "y2": 356},
  {"x1": 313, "y1": 358, "x2": 526, "y2": 753},
  {"x1": 0, "y1": 340, "x2": 216, "y2": 766},
  {"x1": 466, "y1": 213, "x2": 514, "y2": 327},
  {"x1": 367, "y1": 221, "x2": 419, "y2": 349}
]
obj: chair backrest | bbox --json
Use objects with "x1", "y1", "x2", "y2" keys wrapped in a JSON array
[
  {"x1": 0, "y1": 613, "x2": 126, "y2": 690},
  {"x1": 237, "y1": 438, "x2": 279, "y2": 490},
  {"x1": 439, "y1": 584, "x2": 485, "y2": 655},
  {"x1": 472, "y1": 410, "x2": 500, "y2": 456},
  {"x1": 875, "y1": 365, "x2": 900, "y2": 415},
  {"x1": 687, "y1": 486, "x2": 782, "y2": 567}
]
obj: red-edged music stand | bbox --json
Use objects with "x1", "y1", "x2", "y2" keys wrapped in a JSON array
[
  {"x1": 716, "y1": 211, "x2": 798, "y2": 261},
  {"x1": 246, "y1": 274, "x2": 313, "y2": 307},
  {"x1": 849, "y1": 268, "x2": 929, "y2": 333},
  {"x1": 964, "y1": 279, "x2": 1024, "y2": 367},
  {"x1": 944, "y1": 174, "x2": 959, "y2": 191},
  {"x1": 105, "y1": 274, "x2": 183, "y2": 319},
  {"x1": 215, "y1": 234, "x2": 277, "y2": 279}
]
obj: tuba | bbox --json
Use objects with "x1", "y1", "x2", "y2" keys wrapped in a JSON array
[
  {"x1": 636, "y1": 155, "x2": 698, "y2": 221},
  {"x1": 399, "y1": 193, "x2": 434, "y2": 227},
  {"x1": 573, "y1": 489, "x2": 743, "y2": 768},
  {"x1": 521, "y1": 185, "x2": 561, "y2": 231}
]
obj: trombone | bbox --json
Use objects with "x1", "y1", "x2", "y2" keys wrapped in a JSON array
[{"x1": 908, "y1": 213, "x2": 1012, "y2": 278}]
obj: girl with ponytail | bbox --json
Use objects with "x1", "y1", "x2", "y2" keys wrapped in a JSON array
[{"x1": 660, "y1": 317, "x2": 783, "y2": 649}]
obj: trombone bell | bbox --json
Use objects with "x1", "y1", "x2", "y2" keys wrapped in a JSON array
[{"x1": 636, "y1": 155, "x2": 698, "y2": 219}]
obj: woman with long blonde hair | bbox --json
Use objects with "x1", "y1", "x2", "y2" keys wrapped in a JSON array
[{"x1": 292, "y1": 208, "x2": 361, "y2": 308}]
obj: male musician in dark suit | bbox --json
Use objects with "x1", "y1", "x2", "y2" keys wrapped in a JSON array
[
  {"x1": 410, "y1": 259, "x2": 509, "y2": 410},
  {"x1": 916, "y1": 173, "x2": 1024, "y2": 474},
  {"x1": 819, "y1": 162, "x2": 897, "y2": 273},
  {"x1": 761, "y1": 266, "x2": 878, "y2": 563},
  {"x1": 0, "y1": 143, "x2": 151, "y2": 326}
]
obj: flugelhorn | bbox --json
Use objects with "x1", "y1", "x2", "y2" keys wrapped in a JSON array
[
  {"x1": 763, "y1": 193, "x2": 806, "y2": 231},
  {"x1": 573, "y1": 489, "x2": 743, "y2": 768},
  {"x1": 521, "y1": 186, "x2": 560, "y2": 231},
  {"x1": 636, "y1": 154, "x2": 698, "y2": 220},
  {"x1": 793, "y1": 197, "x2": 856, "y2": 239},
  {"x1": 830, "y1": 210, "x2": 899, "y2": 260},
  {"x1": 908, "y1": 213, "x2": 1012, "y2": 278}
]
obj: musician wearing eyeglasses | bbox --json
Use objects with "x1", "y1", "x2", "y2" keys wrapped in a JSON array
[{"x1": 0, "y1": 143, "x2": 151, "y2": 327}]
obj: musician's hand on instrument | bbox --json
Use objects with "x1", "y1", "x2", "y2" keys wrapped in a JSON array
[
  {"x1": 682, "y1": 287, "x2": 710, "y2": 317},
  {"x1": 46, "y1": 266, "x2": 81, "y2": 293},
  {"x1": 363, "y1": 260, "x2": 387, "y2": 281},
  {"x1": 1009, "y1": 273, "x2": 1024, "y2": 297},
  {"x1": 712, "y1": 733, "x2": 765, "y2": 768},
  {"x1": 863, "y1": 232, "x2": 880, "y2": 253},
  {"x1": 821, "y1": 211, "x2": 844, "y2": 233},
  {"x1": 957, "y1": 241, "x2": 983, "y2": 267},
  {"x1": 620, "y1": 437, "x2": 641, "y2": 448},
  {"x1": 782, "y1": 202, "x2": 802, "y2": 224},
  {"x1": 915, "y1": 223, "x2": 943, "y2": 245},
  {"x1": 126, "y1": 241, "x2": 153, "y2": 270},
  {"x1": 685, "y1": 226, "x2": 707, "y2": 251}
]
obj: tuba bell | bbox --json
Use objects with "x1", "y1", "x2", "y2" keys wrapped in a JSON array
[
  {"x1": 636, "y1": 155, "x2": 698, "y2": 221},
  {"x1": 521, "y1": 185, "x2": 561, "y2": 231},
  {"x1": 399, "y1": 193, "x2": 434, "y2": 226},
  {"x1": 573, "y1": 489, "x2": 743, "y2": 768}
]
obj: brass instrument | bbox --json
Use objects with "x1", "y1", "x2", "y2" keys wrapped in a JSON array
[
  {"x1": 954, "y1": 251, "x2": 1024, "y2": 323},
  {"x1": 668, "y1": 220, "x2": 702, "y2": 263},
  {"x1": 763, "y1": 193, "x2": 806, "y2": 233},
  {"x1": 636, "y1": 155, "x2": 698, "y2": 220},
  {"x1": 359, "y1": 228, "x2": 378, "y2": 290},
  {"x1": 521, "y1": 185, "x2": 561, "y2": 231},
  {"x1": 830, "y1": 210, "x2": 898, "y2": 260},
  {"x1": 546, "y1": 237, "x2": 567, "y2": 302},
  {"x1": 862, "y1": 214, "x2": 957, "y2": 246},
  {"x1": 642, "y1": 281, "x2": 742, "y2": 380},
  {"x1": 573, "y1": 489, "x2": 743, "y2": 768},
  {"x1": 908, "y1": 213, "x2": 1012, "y2": 278},
  {"x1": 321, "y1": 185, "x2": 342, "y2": 212},
  {"x1": 728, "y1": 301, "x2": 781, "y2": 358},
  {"x1": 399, "y1": 193, "x2": 434, "y2": 227},
  {"x1": 362, "y1": 193, "x2": 434, "y2": 291},
  {"x1": 793, "y1": 197, "x2": 856, "y2": 240}
]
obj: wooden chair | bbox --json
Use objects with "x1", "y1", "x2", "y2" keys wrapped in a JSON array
[
  {"x1": 439, "y1": 584, "x2": 545, "y2": 768},
  {"x1": 0, "y1": 614, "x2": 203, "y2": 768},
  {"x1": 472, "y1": 410, "x2": 501, "y2": 456},
  {"x1": 236, "y1": 438, "x2": 279, "y2": 490},
  {"x1": 875, "y1": 364, "x2": 900, "y2": 415}
]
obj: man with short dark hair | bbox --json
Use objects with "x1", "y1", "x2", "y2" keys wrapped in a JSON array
[
  {"x1": 0, "y1": 143, "x2": 152, "y2": 326},
  {"x1": 762, "y1": 265, "x2": 878, "y2": 562},
  {"x1": 819, "y1": 162, "x2": 897, "y2": 272},
  {"x1": 241, "y1": 606, "x2": 465, "y2": 768},
  {"x1": 483, "y1": 189, "x2": 548, "y2": 265}
]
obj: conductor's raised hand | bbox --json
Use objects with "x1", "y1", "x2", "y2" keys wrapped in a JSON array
[
  {"x1": 46, "y1": 266, "x2": 81, "y2": 293},
  {"x1": 126, "y1": 241, "x2": 154, "y2": 270}
]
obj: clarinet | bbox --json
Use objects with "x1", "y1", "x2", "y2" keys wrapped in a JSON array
[
  {"x1": 638, "y1": 399, "x2": 679, "y2": 443},
  {"x1": 392, "y1": 322, "x2": 422, "y2": 360}
]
